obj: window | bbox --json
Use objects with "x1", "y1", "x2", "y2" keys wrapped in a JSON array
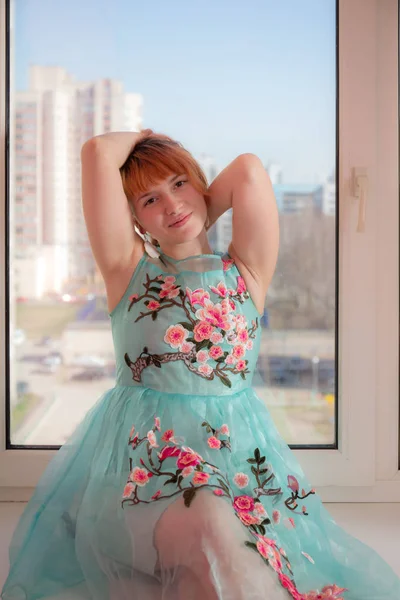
[{"x1": 0, "y1": 0, "x2": 398, "y2": 501}]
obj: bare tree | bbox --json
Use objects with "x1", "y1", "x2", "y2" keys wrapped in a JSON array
[{"x1": 268, "y1": 209, "x2": 336, "y2": 330}]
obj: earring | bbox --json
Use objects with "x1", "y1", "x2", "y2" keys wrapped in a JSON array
[
  {"x1": 143, "y1": 232, "x2": 161, "y2": 259},
  {"x1": 134, "y1": 224, "x2": 160, "y2": 259}
]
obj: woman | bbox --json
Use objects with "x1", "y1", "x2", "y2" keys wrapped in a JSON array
[{"x1": 2, "y1": 130, "x2": 400, "y2": 600}]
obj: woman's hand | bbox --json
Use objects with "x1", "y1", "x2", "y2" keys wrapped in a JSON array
[{"x1": 82, "y1": 128, "x2": 153, "y2": 169}]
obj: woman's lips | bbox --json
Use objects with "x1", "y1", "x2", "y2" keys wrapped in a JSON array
[{"x1": 170, "y1": 213, "x2": 192, "y2": 227}]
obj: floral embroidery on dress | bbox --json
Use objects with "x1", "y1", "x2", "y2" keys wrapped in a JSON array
[
  {"x1": 124, "y1": 255, "x2": 259, "y2": 387},
  {"x1": 122, "y1": 416, "x2": 347, "y2": 600}
]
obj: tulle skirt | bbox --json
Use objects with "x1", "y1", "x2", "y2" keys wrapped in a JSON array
[{"x1": 2, "y1": 385, "x2": 400, "y2": 600}]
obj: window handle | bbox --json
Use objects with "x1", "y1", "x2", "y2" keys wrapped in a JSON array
[{"x1": 350, "y1": 167, "x2": 368, "y2": 233}]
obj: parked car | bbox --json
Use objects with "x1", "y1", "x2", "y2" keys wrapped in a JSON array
[
  {"x1": 31, "y1": 365, "x2": 57, "y2": 375},
  {"x1": 71, "y1": 368, "x2": 105, "y2": 381},
  {"x1": 35, "y1": 336, "x2": 52, "y2": 347}
]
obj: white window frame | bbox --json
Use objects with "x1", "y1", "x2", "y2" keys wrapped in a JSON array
[{"x1": 0, "y1": 0, "x2": 398, "y2": 502}]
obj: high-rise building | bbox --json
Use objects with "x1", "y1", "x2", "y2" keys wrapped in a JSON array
[
  {"x1": 197, "y1": 153, "x2": 220, "y2": 185},
  {"x1": 13, "y1": 66, "x2": 143, "y2": 297}
]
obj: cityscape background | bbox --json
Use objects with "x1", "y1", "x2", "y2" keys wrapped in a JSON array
[{"x1": 7, "y1": 0, "x2": 337, "y2": 447}]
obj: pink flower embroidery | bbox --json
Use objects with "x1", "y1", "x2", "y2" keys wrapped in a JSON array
[
  {"x1": 237, "y1": 328, "x2": 249, "y2": 343},
  {"x1": 160, "y1": 286, "x2": 179, "y2": 299},
  {"x1": 232, "y1": 344, "x2": 246, "y2": 359},
  {"x1": 225, "y1": 354, "x2": 236, "y2": 365},
  {"x1": 209, "y1": 345, "x2": 224, "y2": 359},
  {"x1": 196, "y1": 349, "x2": 209, "y2": 363},
  {"x1": 272, "y1": 510, "x2": 281, "y2": 524},
  {"x1": 238, "y1": 511, "x2": 259, "y2": 526},
  {"x1": 154, "y1": 417, "x2": 161, "y2": 431},
  {"x1": 158, "y1": 445, "x2": 181, "y2": 461},
  {"x1": 233, "y1": 495, "x2": 255, "y2": 512},
  {"x1": 220, "y1": 297, "x2": 234, "y2": 316},
  {"x1": 254, "y1": 502, "x2": 268, "y2": 516},
  {"x1": 233, "y1": 472, "x2": 249, "y2": 488},
  {"x1": 166, "y1": 287, "x2": 180, "y2": 299},
  {"x1": 193, "y1": 320, "x2": 215, "y2": 342},
  {"x1": 122, "y1": 482, "x2": 135, "y2": 498},
  {"x1": 164, "y1": 276, "x2": 176, "y2": 286},
  {"x1": 182, "y1": 466, "x2": 194, "y2": 478},
  {"x1": 228, "y1": 298, "x2": 236, "y2": 311},
  {"x1": 164, "y1": 324, "x2": 188, "y2": 348},
  {"x1": 287, "y1": 475, "x2": 299, "y2": 493},
  {"x1": 129, "y1": 425, "x2": 135, "y2": 438},
  {"x1": 177, "y1": 449, "x2": 202, "y2": 470},
  {"x1": 185, "y1": 287, "x2": 210, "y2": 307},
  {"x1": 219, "y1": 424, "x2": 230, "y2": 435},
  {"x1": 198, "y1": 364, "x2": 213, "y2": 376},
  {"x1": 268, "y1": 553, "x2": 283, "y2": 573},
  {"x1": 195, "y1": 301, "x2": 233, "y2": 332},
  {"x1": 129, "y1": 467, "x2": 150, "y2": 487},
  {"x1": 151, "y1": 490, "x2": 162, "y2": 500},
  {"x1": 147, "y1": 300, "x2": 160, "y2": 311},
  {"x1": 236, "y1": 360, "x2": 246, "y2": 371},
  {"x1": 222, "y1": 257, "x2": 235, "y2": 271},
  {"x1": 236, "y1": 276, "x2": 247, "y2": 294},
  {"x1": 213, "y1": 488, "x2": 224, "y2": 496},
  {"x1": 181, "y1": 341, "x2": 194, "y2": 353},
  {"x1": 147, "y1": 430, "x2": 158, "y2": 448},
  {"x1": 161, "y1": 429, "x2": 174, "y2": 442},
  {"x1": 304, "y1": 584, "x2": 347, "y2": 600},
  {"x1": 207, "y1": 436, "x2": 222, "y2": 449},
  {"x1": 256, "y1": 537, "x2": 275, "y2": 559},
  {"x1": 159, "y1": 288, "x2": 171, "y2": 299},
  {"x1": 209, "y1": 281, "x2": 229, "y2": 298},
  {"x1": 246, "y1": 340, "x2": 253, "y2": 350},
  {"x1": 210, "y1": 331, "x2": 223, "y2": 343},
  {"x1": 236, "y1": 314, "x2": 246, "y2": 325},
  {"x1": 278, "y1": 574, "x2": 303, "y2": 600},
  {"x1": 192, "y1": 471, "x2": 210, "y2": 485},
  {"x1": 129, "y1": 293, "x2": 139, "y2": 302},
  {"x1": 284, "y1": 517, "x2": 296, "y2": 529}
]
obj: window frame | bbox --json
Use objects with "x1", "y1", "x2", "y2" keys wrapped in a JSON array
[{"x1": 0, "y1": 0, "x2": 399, "y2": 502}]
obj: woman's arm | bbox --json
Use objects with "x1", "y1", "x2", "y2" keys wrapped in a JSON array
[
  {"x1": 81, "y1": 131, "x2": 145, "y2": 279},
  {"x1": 207, "y1": 153, "x2": 279, "y2": 292},
  {"x1": 205, "y1": 157, "x2": 241, "y2": 228}
]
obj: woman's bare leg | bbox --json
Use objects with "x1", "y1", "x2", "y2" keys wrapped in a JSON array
[{"x1": 154, "y1": 490, "x2": 287, "y2": 600}]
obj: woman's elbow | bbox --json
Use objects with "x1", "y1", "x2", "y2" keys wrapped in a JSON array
[{"x1": 236, "y1": 153, "x2": 267, "y2": 183}]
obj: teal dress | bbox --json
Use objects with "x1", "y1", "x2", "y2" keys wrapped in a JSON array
[{"x1": 2, "y1": 250, "x2": 400, "y2": 600}]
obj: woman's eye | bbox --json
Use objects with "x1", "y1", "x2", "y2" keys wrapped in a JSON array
[
  {"x1": 145, "y1": 197, "x2": 156, "y2": 206},
  {"x1": 175, "y1": 180, "x2": 186, "y2": 189}
]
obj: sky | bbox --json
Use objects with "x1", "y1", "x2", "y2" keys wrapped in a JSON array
[{"x1": 13, "y1": 0, "x2": 336, "y2": 184}]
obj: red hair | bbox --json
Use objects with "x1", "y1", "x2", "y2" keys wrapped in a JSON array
[{"x1": 120, "y1": 130, "x2": 209, "y2": 207}]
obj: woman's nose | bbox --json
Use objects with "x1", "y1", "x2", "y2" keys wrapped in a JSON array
[{"x1": 164, "y1": 193, "x2": 182, "y2": 214}]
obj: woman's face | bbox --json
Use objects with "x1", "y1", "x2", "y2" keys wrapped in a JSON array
[{"x1": 132, "y1": 173, "x2": 208, "y2": 247}]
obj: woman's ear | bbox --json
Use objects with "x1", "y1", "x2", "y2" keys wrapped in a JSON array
[{"x1": 132, "y1": 216, "x2": 145, "y2": 235}]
